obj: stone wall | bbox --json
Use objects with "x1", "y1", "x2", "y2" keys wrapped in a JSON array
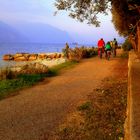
[{"x1": 125, "y1": 51, "x2": 140, "y2": 140}]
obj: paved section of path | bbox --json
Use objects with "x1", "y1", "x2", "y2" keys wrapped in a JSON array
[{"x1": 0, "y1": 55, "x2": 120, "y2": 140}]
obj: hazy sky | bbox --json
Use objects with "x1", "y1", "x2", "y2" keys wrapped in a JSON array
[{"x1": 0, "y1": 0, "x2": 124, "y2": 44}]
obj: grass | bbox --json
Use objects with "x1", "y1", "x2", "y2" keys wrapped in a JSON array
[
  {"x1": 0, "y1": 60, "x2": 78, "y2": 100},
  {"x1": 120, "y1": 51, "x2": 129, "y2": 58},
  {"x1": 0, "y1": 74, "x2": 45, "y2": 99},
  {"x1": 52, "y1": 79, "x2": 127, "y2": 140},
  {"x1": 46, "y1": 60, "x2": 78, "y2": 77},
  {"x1": 77, "y1": 101, "x2": 92, "y2": 111}
]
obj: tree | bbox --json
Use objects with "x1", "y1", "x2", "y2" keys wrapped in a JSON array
[{"x1": 55, "y1": 0, "x2": 140, "y2": 51}]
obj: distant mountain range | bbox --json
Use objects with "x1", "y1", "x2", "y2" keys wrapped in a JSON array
[{"x1": 0, "y1": 21, "x2": 73, "y2": 43}]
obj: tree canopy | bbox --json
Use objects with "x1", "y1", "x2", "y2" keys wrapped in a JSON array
[{"x1": 55, "y1": 0, "x2": 140, "y2": 37}]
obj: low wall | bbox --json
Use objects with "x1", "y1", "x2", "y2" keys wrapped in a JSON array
[{"x1": 125, "y1": 51, "x2": 140, "y2": 140}]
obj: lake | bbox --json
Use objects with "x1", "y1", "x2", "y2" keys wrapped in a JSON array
[{"x1": 0, "y1": 43, "x2": 94, "y2": 68}]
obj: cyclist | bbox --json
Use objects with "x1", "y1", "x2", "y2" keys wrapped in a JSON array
[
  {"x1": 105, "y1": 42, "x2": 111, "y2": 60},
  {"x1": 112, "y1": 38, "x2": 118, "y2": 57},
  {"x1": 97, "y1": 38, "x2": 105, "y2": 58}
]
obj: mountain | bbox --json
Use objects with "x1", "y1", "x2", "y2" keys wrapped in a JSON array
[
  {"x1": 0, "y1": 21, "x2": 73, "y2": 43},
  {"x1": 0, "y1": 21, "x2": 28, "y2": 43},
  {"x1": 12, "y1": 22, "x2": 73, "y2": 43}
]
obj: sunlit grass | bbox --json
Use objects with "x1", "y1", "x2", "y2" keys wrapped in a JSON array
[{"x1": 0, "y1": 60, "x2": 78, "y2": 100}]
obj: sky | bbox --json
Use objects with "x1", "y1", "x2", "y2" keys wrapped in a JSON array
[{"x1": 0, "y1": 0, "x2": 124, "y2": 44}]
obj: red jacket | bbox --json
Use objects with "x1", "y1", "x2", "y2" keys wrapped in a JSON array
[{"x1": 98, "y1": 39, "x2": 105, "y2": 48}]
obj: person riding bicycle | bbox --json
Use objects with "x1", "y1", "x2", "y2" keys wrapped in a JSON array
[
  {"x1": 97, "y1": 38, "x2": 105, "y2": 58},
  {"x1": 105, "y1": 42, "x2": 111, "y2": 59},
  {"x1": 112, "y1": 38, "x2": 118, "y2": 57}
]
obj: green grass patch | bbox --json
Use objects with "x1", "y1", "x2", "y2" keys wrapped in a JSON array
[
  {"x1": 0, "y1": 60, "x2": 78, "y2": 100},
  {"x1": 0, "y1": 74, "x2": 45, "y2": 99},
  {"x1": 77, "y1": 101, "x2": 92, "y2": 111},
  {"x1": 46, "y1": 60, "x2": 78, "y2": 77}
]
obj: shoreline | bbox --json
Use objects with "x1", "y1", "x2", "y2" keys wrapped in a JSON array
[{"x1": 0, "y1": 52, "x2": 66, "y2": 70}]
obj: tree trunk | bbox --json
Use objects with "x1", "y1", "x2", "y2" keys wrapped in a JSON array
[
  {"x1": 137, "y1": 22, "x2": 140, "y2": 52},
  {"x1": 129, "y1": 35, "x2": 137, "y2": 50}
]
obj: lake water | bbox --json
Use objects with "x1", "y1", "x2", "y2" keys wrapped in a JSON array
[{"x1": 0, "y1": 43, "x2": 94, "y2": 68}]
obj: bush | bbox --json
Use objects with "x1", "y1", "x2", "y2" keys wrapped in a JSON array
[
  {"x1": 122, "y1": 39, "x2": 132, "y2": 51},
  {"x1": 62, "y1": 45, "x2": 97, "y2": 61},
  {"x1": 0, "y1": 67, "x2": 16, "y2": 80}
]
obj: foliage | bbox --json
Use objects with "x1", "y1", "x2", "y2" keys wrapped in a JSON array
[
  {"x1": 53, "y1": 79, "x2": 127, "y2": 140},
  {"x1": 47, "y1": 60, "x2": 78, "y2": 76},
  {"x1": 0, "y1": 67, "x2": 16, "y2": 80},
  {"x1": 55, "y1": 0, "x2": 140, "y2": 36},
  {"x1": 77, "y1": 101, "x2": 92, "y2": 111},
  {"x1": 62, "y1": 43, "x2": 69, "y2": 58},
  {"x1": 0, "y1": 74, "x2": 45, "y2": 99},
  {"x1": 0, "y1": 61, "x2": 78, "y2": 99},
  {"x1": 62, "y1": 46, "x2": 97, "y2": 61},
  {"x1": 122, "y1": 39, "x2": 133, "y2": 51}
]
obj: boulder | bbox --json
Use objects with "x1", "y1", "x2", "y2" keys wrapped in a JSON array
[
  {"x1": 47, "y1": 54, "x2": 53, "y2": 59},
  {"x1": 13, "y1": 53, "x2": 23, "y2": 59},
  {"x1": 20, "y1": 62, "x2": 48, "y2": 74},
  {"x1": 61, "y1": 53, "x2": 65, "y2": 58},
  {"x1": 3, "y1": 54, "x2": 13, "y2": 61},
  {"x1": 56, "y1": 53, "x2": 61, "y2": 58},
  {"x1": 22, "y1": 53, "x2": 30, "y2": 60},
  {"x1": 38, "y1": 53, "x2": 47, "y2": 59},
  {"x1": 14, "y1": 56, "x2": 27, "y2": 61},
  {"x1": 28, "y1": 54, "x2": 38, "y2": 61}
]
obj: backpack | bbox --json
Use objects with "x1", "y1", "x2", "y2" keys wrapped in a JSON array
[{"x1": 112, "y1": 40, "x2": 117, "y2": 48}]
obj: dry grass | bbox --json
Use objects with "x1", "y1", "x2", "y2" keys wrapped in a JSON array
[{"x1": 49, "y1": 78, "x2": 127, "y2": 140}]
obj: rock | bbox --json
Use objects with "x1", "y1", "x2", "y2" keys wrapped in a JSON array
[
  {"x1": 20, "y1": 62, "x2": 48, "y2": 74},
  {"x1": 14, "y1": 56, "x2": 27, "y2": 61},
  {"x1": 56, "y1": 53, "x2": 61, "y2": 58},
  {"x1": 13, "y1": 53, "x2": 23, "y2": 59},
  {"x1": 38, "y1": 53, "x2": 47, "y2": 60},
  {"x1": 47, "y1": 54, "x2": 53, "y2": 59},
  {"x1": 22, "y1": 53, "x2": 30, "y2": 59},
  {"x1": 53, "y1": 53, "x2": 57, "y2": 58},
  {"x1": 61, "y1": 53, "x2": 65, "y2": 58},
  {"x1": 3, "y1": 54, "x2": 13, "y2": 61},
  {"x1": 28, "y1": 54, "x2": 38, "y2": 61}
]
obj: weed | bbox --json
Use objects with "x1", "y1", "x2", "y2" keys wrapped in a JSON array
[
  {"x1": 77, "y1": 101, "x2": 92, "y2": 111},
  {"x1": 0, "y1": 61, "x2": 78, "y2": 100},
  {"x1": 120, "y1": 51, "x2": 129, "y2": 58}
]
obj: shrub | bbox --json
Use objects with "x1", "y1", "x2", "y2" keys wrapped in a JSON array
[
  {"x1": 77, "y1": 101, "x2": 92, "y2": 111},
  {"x1": 0, "y1": 67, "x2": 16, "y2": 80},
  {"x1": 122, "y1": 39, "x2": 132, "y2": 51},
  {"x1": 62, "y1": 45, "x2": 97, "y2": 61}
]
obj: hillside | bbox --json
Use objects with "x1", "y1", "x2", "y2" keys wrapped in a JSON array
[
  {"x1": 0, "y1": 21, "x2": 73, "y2": 43},
  {"x1": 12, "y1": 22, "x2": 73, "y2": 43},
  {"x1": 0, "y1": 21, "x2": 28, "y2": 43}
]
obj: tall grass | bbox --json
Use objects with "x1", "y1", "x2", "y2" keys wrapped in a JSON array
[{"x1": 0, "y1": 61, "x2": 78, "y2": 100}]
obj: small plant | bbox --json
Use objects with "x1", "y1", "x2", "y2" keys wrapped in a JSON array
[
  {"x1": 0, "y1": 60, "x2": 78, "y2": 100},
  {"x1": 122, "y1": 39, "x2": 132, "y2": 51},
  {"x1": 0, "y1": 67, "x2": 16, "y2": 80},
  {"x1": 77, "y1": 101, "x2": 92, "y2": 111},
  {"x1": 120, "y1": 52, "x2": 128, "y2": 58}
]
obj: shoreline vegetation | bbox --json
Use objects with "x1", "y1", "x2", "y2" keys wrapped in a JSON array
[{"x1": 0, "y1": 46, "x2": 98, "y2": 100}]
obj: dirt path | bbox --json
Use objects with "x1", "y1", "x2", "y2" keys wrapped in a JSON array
[{"x1": 0, "y1": 51, "x2": 123, "y2": 140}]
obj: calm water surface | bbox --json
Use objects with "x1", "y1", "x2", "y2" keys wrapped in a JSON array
[{"x1": 0, "y1": 43, "x2": 94, "y2": 68}]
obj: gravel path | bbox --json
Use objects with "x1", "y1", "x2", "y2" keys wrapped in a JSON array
[{"x1": 0, "y1": 54, "x2": 120, "y2": 140}]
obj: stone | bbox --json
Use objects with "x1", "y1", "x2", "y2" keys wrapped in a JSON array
[
  {"x1": 20, "y1": 62, "x2": 48, "y2": 74},
  {"x1": 14, "y1": 56, "x2": 27, "y2": 61},
  {"x1": 38, "y1": 53, "x2": 47, "y2": 59},
  {"x1": 28, "y1": 54, "x2": 38, "y2": 61},
  {"x1": 3, "y1": 54, "x2": 13, "y2": 60}
]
